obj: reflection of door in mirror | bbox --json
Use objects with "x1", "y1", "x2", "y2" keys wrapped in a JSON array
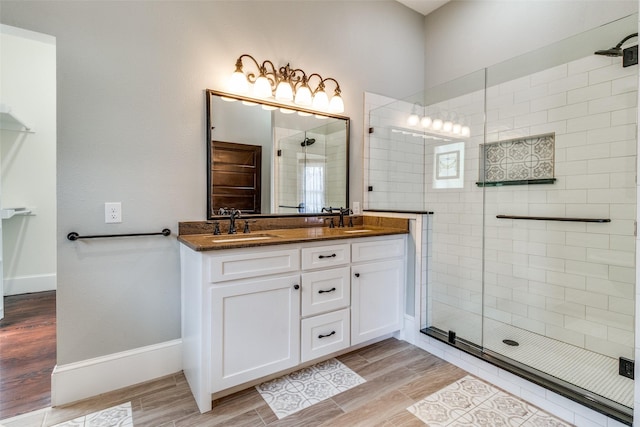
[{"x1": 211, "y1": 141, "x2": 262, "y2": 214}]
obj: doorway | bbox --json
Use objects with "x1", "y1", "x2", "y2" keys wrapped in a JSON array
[{"x1": 0, "y1": 24, "x2": 57, "y2": 419}]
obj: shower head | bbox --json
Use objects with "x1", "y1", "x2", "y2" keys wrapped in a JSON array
[
  {"x1": 301, "y1": 137, "x2": 316, "y2": 147},
  {"x1": 594, "y1": 33, "x2": 638, "y2": 57}
]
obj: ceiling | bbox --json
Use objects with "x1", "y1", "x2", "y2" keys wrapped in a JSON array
[{"x1": 396, "y1": 0, "x2": 450, "y2": 16}]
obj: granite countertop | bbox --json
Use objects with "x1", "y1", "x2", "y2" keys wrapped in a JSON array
[{"x1": 177, "y1": 225, "x2": 409, "y2": 251}]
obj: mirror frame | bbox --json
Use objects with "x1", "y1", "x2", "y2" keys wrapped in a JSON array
[{"x1": 205, "y1": 89, "x2": 350, "y2": 219}]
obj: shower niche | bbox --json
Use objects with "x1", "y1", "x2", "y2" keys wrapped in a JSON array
[{"x1": 367, "y1": 13, "x2": 637, "y2": 425}]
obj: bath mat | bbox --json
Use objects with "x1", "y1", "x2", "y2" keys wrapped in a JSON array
[
  {"x1": 407, "y1": 375, "x2": 573, "y2": 426},
  {"x1": 51, "y1": 401, "x2": 133, "y2": 427},
  {"x1": 256, "y1": 358, "x2": 365, "y2": 419}
]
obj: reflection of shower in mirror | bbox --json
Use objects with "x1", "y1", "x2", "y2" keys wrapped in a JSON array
[{"x1": 300, "y1": 137, "x2": 316, "y2": 147}]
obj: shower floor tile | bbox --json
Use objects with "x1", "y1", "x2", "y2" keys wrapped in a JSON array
[
  {"x1": 484, "y1": 319, "x2": 634, "y2": 408},
  {"x1": 255, "y1": 358, "x2": 366, "y2": 419},
  {"x1": 407, "y1": 375, "x2": 573, "y2": 426}
]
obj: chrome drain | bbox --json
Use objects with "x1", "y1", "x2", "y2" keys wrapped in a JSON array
[{"x1": 502, "y1": 339, "x2": 519, "y2": 346}]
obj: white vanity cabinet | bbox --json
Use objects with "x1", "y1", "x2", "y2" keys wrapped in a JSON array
[{"x1": 180, "y1": 234, "x2": 405, "y2": 414}]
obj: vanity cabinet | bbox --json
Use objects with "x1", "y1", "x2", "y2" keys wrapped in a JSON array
[{"x1": 180, "y1": 234, "x2": 405, "y2": 414}]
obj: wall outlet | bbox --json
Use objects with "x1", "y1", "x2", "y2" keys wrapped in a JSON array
[
  {"x1": 352, "y1": 201, "x2": 361, "y2": 215},
  {"x1": 105, "y1": 202, "x2": 122, "y2": 223}
]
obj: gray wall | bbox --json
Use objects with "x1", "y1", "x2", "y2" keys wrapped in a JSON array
[
  {"x1": 0, "y1": 1, "x2": 425, "y2": 364},
  {"x1": 424, "y1": 0, "x2": 638, "y2": 87}
]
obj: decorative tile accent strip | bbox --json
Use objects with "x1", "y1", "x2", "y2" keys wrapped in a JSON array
[
  {"x1": 407, "y1": 375, "x2": 574, "y2": 426},
  {"x1": 51, "y1": 402, "x2": 133, "y2": 427},
  {"x1": 479, "y1": 133, "x2": 555, "y2": 186},
  {"x1": 256, "y1": 358, "x2": 365, "y2": 419}
]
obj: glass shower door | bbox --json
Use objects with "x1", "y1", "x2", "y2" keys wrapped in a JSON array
[{"x1": 482, "y1": 14, "x2": 637, "y2": 410}]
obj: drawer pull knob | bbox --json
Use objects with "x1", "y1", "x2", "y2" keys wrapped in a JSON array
[
  {"x1": 293, "y1": 284, "x2": 300, "y2": 290},
  {"x1": 318, "y1": 253, "x2": 337, "y2": 259},
  {"x1": 354, "y1": 273, "x2": 360, "y2": 277},
  {"x1": 318, "y1": 287, "x2": 336, "y2": 294},
  {"x1": 318, "y1": 331, "x2": 336, "y2": 339}
]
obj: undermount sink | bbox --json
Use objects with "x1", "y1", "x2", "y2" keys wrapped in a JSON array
[
  {"x1": 210, "y1": 233, "x2": 277, "y2": 243},
  {"x1": 342, "y1": 229, "x2": 372, "y2": 233}
]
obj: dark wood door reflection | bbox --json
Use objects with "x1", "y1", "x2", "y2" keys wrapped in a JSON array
[{"x1": 211, "y1": 140, "x2": 262, "y2": 214}]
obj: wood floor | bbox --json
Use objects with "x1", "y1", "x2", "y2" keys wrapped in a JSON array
[
  {"x1": 2, "y1": 338, "x2": 471, "y2": 427},
  {"x1": 0, "y1": 291, "x2": 56, "y2": 420}
]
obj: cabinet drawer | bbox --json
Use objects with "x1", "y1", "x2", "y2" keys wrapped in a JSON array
[
  {"x1": 301, "y1": 308, "x2": 350, "y2": 363},
  {"x1": 208, "y1": 248, "x2": 300, "y2": 282},
  {"x1": 301, "y1": 267, "x2": 350, "y2": 317},
  {"x1": 301, "y1": 243, "x2": 350, "y2": 270},
  {"x1": 351, "y1": 237, "x2": 405, "y2": 263}
]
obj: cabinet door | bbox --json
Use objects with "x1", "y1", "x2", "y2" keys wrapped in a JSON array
[
  {"x1": 210, "y1": 274, "x2": 300, "y2": 392},
  {"x1": 351, "y1": 260, "x2": 404, "y2": 345}
]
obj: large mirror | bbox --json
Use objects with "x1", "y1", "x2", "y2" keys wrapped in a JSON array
[{"x1": 206, "y1": 89, "x2": 350, "y2": 218}]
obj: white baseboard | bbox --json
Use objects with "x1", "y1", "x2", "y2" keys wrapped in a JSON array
[
  {"x1": 3, "y1": 273, "x2": 56, "y2": 295},
  {"x1": 51, "y1": 339, "x2": 182, "y2": 406}
]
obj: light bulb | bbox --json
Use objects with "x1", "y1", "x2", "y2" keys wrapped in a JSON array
[
  {"x1": 407, "y1": 114, "x2": 419, "y2": 126},
  {"x1": 229, "y1": 71, "x2": 249, "y2": 94},
  {"x1": 312, "y1": 90, "x2": 329, "y2": 110},
  {"x1": 294, "y1": 85, "x2": 312, "y2": 106},
  {"x1": 452, "y1": 123, "x2": 462, "y2": 134},
  {"x1": 461, "y1": 126, "x2": 471, "y2": 137},
  {"x1": 329, "y1": 94, "x2": 345, "y2": 113},
  {"x1": 253, "y1": 75, "x2": 272, "y2": 98},
  {"x1": 443, "y1": 121, "x2": 453, "y2": 132},
  {"x1": 275, "y1": 81, "x2": 294, "y2": 101},
  {"x1": 420, "y1": 116, "x2": 432, "y2": 128},
  {"x1": 432, "y1": 119, "x2": 443, "y2": 130}
]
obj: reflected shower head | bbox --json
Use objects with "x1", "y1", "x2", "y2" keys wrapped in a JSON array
[
  {"x1": 595, "y1": 33, "x2": 638, "y2": 57},
  {"x1": 301, "y1": 137, "x2": 316, "y2": 147}
]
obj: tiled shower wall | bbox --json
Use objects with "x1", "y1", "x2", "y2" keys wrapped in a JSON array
[{"x1": 482, "y1": 54, "x2": 637, "y2": 360}]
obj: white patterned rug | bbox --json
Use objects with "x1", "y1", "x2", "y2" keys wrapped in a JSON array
[
  {"x1": 256, "y1": 358, "x2": 365, "y2": 419},
  {"x1": 407, "y1": 375, "x2": 574, "y2": 426},
  {"x1": 51, "y1": 402, "x2": 133, "y2": 427}
]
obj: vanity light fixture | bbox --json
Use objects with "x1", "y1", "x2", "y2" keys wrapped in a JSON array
[{"x1": 228, "y1": 54, "x2": 345, "y2": 113}]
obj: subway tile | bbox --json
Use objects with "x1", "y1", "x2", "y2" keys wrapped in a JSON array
[
  {"x1": 589, "y1": 91, "x2": 638, "y2": 115},
  {"x1": 586, "y1": 277, "x2": 634, "y2": 298},
  {"x1": 565, "y1": 260, "x2": 609, "y2": 279},
  {"x1": 565, "y1": 288, "x2": 608, "y2": 310},
  {"x1": 568, "y1": 81, "x2": 611, "y2": 104},
  {"x1": 548, "y1": 101, "x2": 588, "y2": 121},
  {"x1": 564, "y1": 316, "x2": 608, "y2": 339},
  {"x1": 548, "y1": 72, "x2": 589, "y2": 95},
  {"x1": 546, "y1": 297, "x2": 586, "y2": 318},
  {"x1": 607, "y1": 326, "x2": 634, "y2": 347},
  {"x1": 512, "y1": 314, "x2": 546, "y2": 335},
  {"x1": 587, "y1": 123, "x2": 636, "y2": 144},
  {"x1": 611, "y1": 106, "x2": 637, "y2": 125},
  {"x1": 589, "y1": 63, "x2": 637, "y2": 85},
  {"x1": 528, "y1": 281, "x2": 566, "y2": 299},
  {"x1": 528, "y1": 305, "x2": 565, "y2": 327},
  {"x1": 611, "y1": 74, "x2": 638, "y2": 95},
  {"x1": 568, "y1": 55, "x2": 613, "y2": 75},
  {"x1": 586, "y1": 248, "x2": 635, "y2": 267},
  {"x1": 564, "y1": 174, "x2": 610, "y2": 189},
  {"x1": 566, "y1": 112, "x2": 611, "y2": 132},
  {"x1": 586, "y1": 306, "x2": 634, "y2": 331},
  {"x1": 608, "y1": 265, "x2": 636, "y2": 284}
]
